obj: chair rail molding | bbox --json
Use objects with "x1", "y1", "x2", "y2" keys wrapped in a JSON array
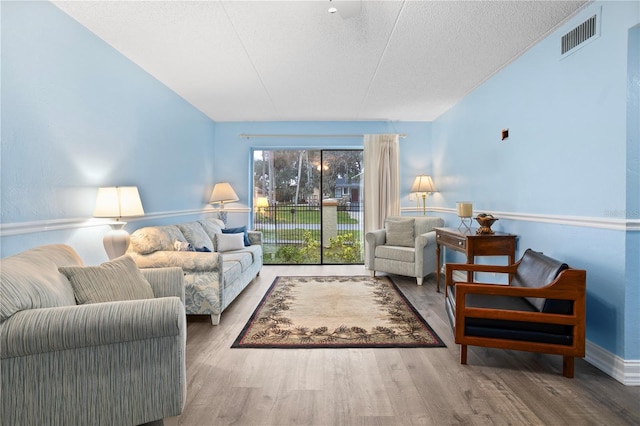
[
  {"x1": 401, "y1": 207, "x2": 640, "y2": 232},
  {"x1": 0, "y1": 207, "x2": 251, "y2": 237},
  {"x1": 4, "y1": 207, "x2": 636, "y2": 237}
]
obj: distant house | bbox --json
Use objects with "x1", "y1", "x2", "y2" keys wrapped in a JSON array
[{"x1": 334, "y1": 177, "x2": 361, "y2": 209}]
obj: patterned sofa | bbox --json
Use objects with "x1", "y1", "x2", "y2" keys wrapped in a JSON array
[
  {"x1": 0, "y1": 244, "x2": 186, "y2": 425},
  {"x1": 127, "y1": 217, "x2": 263, "y2": 325}
]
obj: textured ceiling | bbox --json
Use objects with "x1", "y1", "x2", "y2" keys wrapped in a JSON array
[{"x1": 52, "y1": 0, "x2": 588, "y2": 122}]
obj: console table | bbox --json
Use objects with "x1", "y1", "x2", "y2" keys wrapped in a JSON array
[{"x1": 434, "y1": 227, "x2": 517, "y2": 292}]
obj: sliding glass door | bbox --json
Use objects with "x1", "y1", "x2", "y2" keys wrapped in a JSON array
[{"x1": 252, "y1": 149, "x2": 363, "y2": 265}]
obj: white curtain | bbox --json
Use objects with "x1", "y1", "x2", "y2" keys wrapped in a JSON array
[{"x1": 363, "y1": 133, "x2": 400, "y2": 236}]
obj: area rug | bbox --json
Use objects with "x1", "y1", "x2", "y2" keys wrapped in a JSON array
[{"x1": 232, "y1": 276, "x2": 445, "y2": 348}]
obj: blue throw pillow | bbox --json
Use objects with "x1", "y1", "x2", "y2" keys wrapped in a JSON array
[{"x1": 222, "y1": 226, "x2": 251, "y2": 246}]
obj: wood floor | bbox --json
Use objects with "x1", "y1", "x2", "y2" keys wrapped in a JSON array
[{"x1": 167, "y1": 265, "x2": 640, "y2": 426}]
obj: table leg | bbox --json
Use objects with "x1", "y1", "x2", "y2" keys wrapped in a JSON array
[{"x1": 436, "y1": 242, "x2": 441, "y2": 292}]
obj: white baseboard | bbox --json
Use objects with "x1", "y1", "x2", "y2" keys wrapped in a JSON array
[{"x1": 585, "y1": 341, "x2": 640, "y2": 386}]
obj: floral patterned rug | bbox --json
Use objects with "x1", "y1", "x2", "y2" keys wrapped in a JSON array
[{"x1": 232, "y1": 276, "x2": 445, "y2": 348}]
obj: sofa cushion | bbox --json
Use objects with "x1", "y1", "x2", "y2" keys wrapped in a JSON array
[
  {"x1": 216, "y1": 233, "x2": 245, "y2": 252},
  {"x1": 375, "y1": 245, "x2": 415, "y2": 263},
  {"x1": 129, "y1": 225, "x2": 187, "y2": 255},
  {"x1": 385, "y1": 218, "x2": 415, "y2": 247},
  {"x1": 0, "y1": 244, "x2": 80, "y2": 321},
  {"x1": 198, "y1": 219, "x2": 225, "y2": 251},
  {"x1": 59, "y1": 255, "x2": 155, "y2": 304},
  {"x1": 223, "y1": 252, "x2": 254, "y2": 272},
  {"x1": 239, "y1": 244, "x2": 262, "y2": 263},
  {"x1": 222, "y1": 226, "x2": 251, "y2": 246},
  {"x1": 177, "y1": 222, "x2": 214, "y2": 251},
  {"x1": 222, "y1": 261, "x2": 242, "y2": 287}
]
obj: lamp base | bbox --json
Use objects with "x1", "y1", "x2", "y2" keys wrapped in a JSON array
[
  {"x1": 457, "y1": 217, "x2": 472, "y2": 233},
  {"x1": 217, "y1": 210, "x2": 228, "y2": 225},
  {"x1": 103, "y1": 223, "x2": 131, "y2": 259}
]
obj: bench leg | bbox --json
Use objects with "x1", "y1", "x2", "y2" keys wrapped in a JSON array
[
  {"x1": 563, "y1": 356, "x2": 574, "y2": 378},
  {"x1": 460, "y1": 345, "x2": 467, "y2": 364},
  {"x1": 211, "y1": 314, "x2": 221, "y2": 326}
]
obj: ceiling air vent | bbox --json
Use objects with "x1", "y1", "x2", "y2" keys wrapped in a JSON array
[{"x1": 561, "y1": 10, "x2": 600, "y2": 58}]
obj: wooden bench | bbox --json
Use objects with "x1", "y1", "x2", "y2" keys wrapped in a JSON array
[{"x1": 445, "y1": 249, "x2": 586, "y2": 378}]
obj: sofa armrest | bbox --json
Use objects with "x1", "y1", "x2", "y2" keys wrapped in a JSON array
[
  {"x1": 0, "y1": 297, "x2": 185, "y2": 358},
  {"x1": 248, "y1": 230, "x2": 262, "y2": 245},
  {"x1": 365, "y1": 229, "x2": 386, "y2": 247},
  {"x1": 129, "y1": 251, "x2": 222, "y2": 273},
  {"x1": 415, "y1": 230, "x2": 436, "y2": 250},
  {"x1": 142, "y1": 267, "x2": 185, "y2": 302},
  {"x1": 365, "y1": 229, "x2": 386, "y2": 269}
]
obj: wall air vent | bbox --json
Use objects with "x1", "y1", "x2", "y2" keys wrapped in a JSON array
[{"x1": 561, "y1": 9, "x2": 600, "y2": 58}]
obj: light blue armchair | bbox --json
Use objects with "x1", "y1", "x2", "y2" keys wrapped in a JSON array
[{"x1": 366, "y1": 216, "x2": 444, "y2": 286}]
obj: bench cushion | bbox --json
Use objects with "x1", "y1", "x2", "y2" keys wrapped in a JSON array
[
  {"x1": 511, "y1": 249, "x2": 570, "y2": 313},
  {"x1": 446, "y1": 287, "x2": 573, "y2": 345}
]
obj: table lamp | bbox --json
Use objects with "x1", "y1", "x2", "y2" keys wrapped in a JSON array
[
  {"x1": 93, "y1": 186, "x2": 145, "y2": 259},
  {"x1": 411, "y1": 175, "x2": 436, "y2": 216},
  {"x1": 256, "y1": 196, "x2": 269, "y2": 214},
  {"x1": 456, "y1": 202, "x2": 473, "y2": 232},
  {"x1": 210, "y1": 182, "x2": 239, "y2": 224}
]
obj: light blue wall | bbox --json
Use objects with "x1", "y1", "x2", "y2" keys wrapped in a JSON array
[
  {"x1": 1, "y1": 1, "x2": 216, "y2": 264},
  {"x1": 1, "y1": 0, "x2": 637, "y2": 365},
  {"x1": 427, "y1": 1, "x2": 639, "y2": 359},
  {"x1": 212, "y1": 121, "x2": 432, "y2": 226},
  {"x1": 626, "y1": 23, "x2": 640, "y2": 364}
]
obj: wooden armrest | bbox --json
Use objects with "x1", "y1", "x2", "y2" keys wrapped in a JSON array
[
  {"x1": 445, "y1": 262, "x2": 519, "y2": 290},
  {"x1": 456, "y1": 269, "x2": 585, "y2": 298}
]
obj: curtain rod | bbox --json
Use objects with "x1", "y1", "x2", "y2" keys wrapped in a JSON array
[{"x1": 239, "y1": 133, "x2": 407, "y2": 139}]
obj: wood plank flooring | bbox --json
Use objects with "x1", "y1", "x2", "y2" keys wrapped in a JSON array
[{"x1": 167, "y1": 265, "x2": 640, "y2": 426}]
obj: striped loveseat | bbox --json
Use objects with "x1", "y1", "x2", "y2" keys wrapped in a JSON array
[{"x1": 0, "y1": 244, "x2": 186, "y2": 425}]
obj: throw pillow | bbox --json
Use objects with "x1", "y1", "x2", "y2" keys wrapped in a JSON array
[
  {"x1": 385, "y1": 218, "x2": 415, "y2": 247},
  {"x1": 198, "y1": 219, "x2": 223, "y2": 251},
  {"x1": 59, "y1": 255, "x2": 154, "y2": 304},
  {"x1": 129, "y1": 225, "x2": 187, "y2": 255},
  {"x1": 177, "y1": 222, "x2": 214, "y2": 252},
  {"x1": 216, "y1": 232, "x2": 245, "y2": 252},
  {"x1": 222, "y1": 226, "x2": 251, "y2": 246},
  {"x1": 174, "y1": 240, "x2": 195, "y2": 251}
]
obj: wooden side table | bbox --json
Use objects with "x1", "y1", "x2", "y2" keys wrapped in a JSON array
[{"x1": 434, "y1": 227, "x2": 517, "y2": 292}]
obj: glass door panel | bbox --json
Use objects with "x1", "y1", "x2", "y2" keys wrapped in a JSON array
[{"x1": 252, "y1": 149, "x2": 363, "y2": 265}]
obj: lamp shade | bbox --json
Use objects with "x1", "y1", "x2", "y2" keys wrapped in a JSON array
[
  {"x1": 411, "y1": 175, "x2": 436, "y2": 193},
  {"x1": 256, "y1": 196, "x2": 269, "y2": 209},
  {"x1": 93, "y1": 186, "x2": 144, "y2": 219},
  {"x1": 209, "y1": 182, "x2": 239, "y2": 205}
]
